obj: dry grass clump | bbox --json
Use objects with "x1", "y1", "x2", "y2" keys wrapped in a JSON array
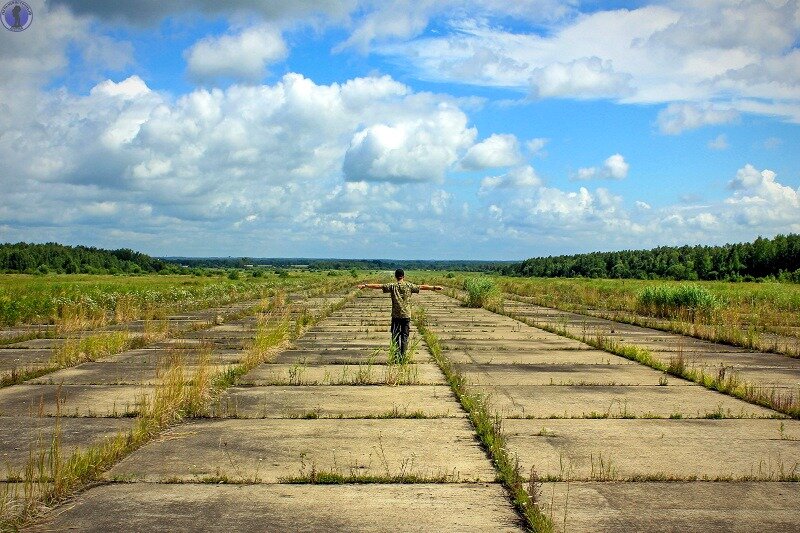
[{"x1": 51, "y1": 331, "x2": 137, "y2": 368}]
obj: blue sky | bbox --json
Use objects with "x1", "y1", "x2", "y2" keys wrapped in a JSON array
[{"x1": 1, "y1": 0, "x2": 798, "y2": 259}]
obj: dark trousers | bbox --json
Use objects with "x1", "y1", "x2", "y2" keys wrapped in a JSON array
[{"x1": 390, "y1": 317, "x2": 411, "y2": 361}]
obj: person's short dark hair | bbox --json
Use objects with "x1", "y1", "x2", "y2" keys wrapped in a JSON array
[{"x1": 394, "y1": 268, "x2": 404, "y2": 279}]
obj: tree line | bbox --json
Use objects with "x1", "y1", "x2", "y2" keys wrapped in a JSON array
[
  {"x1": 0, "y1": 242, "x2": 167, "y2": 274},
  {"x1": 168, "y1": 256, "x2": 509, "y2": 272},
  {"x1": 4, "y1": 234, "x2": 800, "y2": 281},
  {"x1": 502, "y1": 234, "x2": 800, "y2": 282}
]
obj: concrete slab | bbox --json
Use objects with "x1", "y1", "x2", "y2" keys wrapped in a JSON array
[
  {"x1": 5, "y1": 339, "x2": 60, "y2": 350},
  {"x1": 696, "y1": 366, "x2": 800, "y2": 390},
  {"x1": 441, "y1": 339, "x2": 590, "y2": 351},
  {"x1": 445, "y1": 350, "x2": 636, "y2": 366},
  {"x1": 504, "y1": 418, "x2": 800, "y2": 480},
  {"x1": 0, "y1": 384, "x2": 151, "y2": 417},
  {"x1": 110, "y1": 347, "x2": 242, "y2": 365},
  {"x1": 457, "y1": 363, "x2": 686, "y2": 387},
  {"x1": 28, "y1": 361, "x2": 232, "y2": 385},
  {"x1": 182, "y1": 330, "x2": 256, "y2": 341},
  {"x1": 240, "y1": 363, "x2": 445, "y2": 385},
  {"x1": 0, "y1": 349, "x2": 52, "y2": 374},
  {"x1": 501, "y1": 299, "x2": 800, "y2": 393},
  {"x1": 476, "y1": 384, "x2": 779, "y2": 418},
  {"x1": 436, "y1": 332, "x2": 563, "y2": 342},
  {"x1": 0, "y1": 416, "x2": 135, "y2": 478},
  {"x1": 275, "y1": 349, "x2": 432, "y2": 365},
  {"x1": 108, "y1": 418, "x2": 497, "y2": 482},
  {"x1": 214, "y1": 385, "x2": 462, "y2": 418},
  {"x1": 670, "y1": 351, "x2": 800, "y2": 369},
  {"x1": 537, "y1": 481, "x2": 800, "y2": 533},
  {"x1": 28, "y1": 482, "x2": 524, "y2": 533}
]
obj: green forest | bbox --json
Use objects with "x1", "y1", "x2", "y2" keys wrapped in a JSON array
[
  {"x1": 0, "y1": 242, "x2": 167, "y2": 274},
  {"x1": 3, "y1": 234, "x2": 800, "y2": 281},
  {"x1": 503, "y1": 234, "x2": 800, "y2": 282},
  {"x1": 169, "y1": 256, "x2": 507, "y2": 272}
]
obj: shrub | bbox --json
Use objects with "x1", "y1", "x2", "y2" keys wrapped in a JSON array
[
  {"x1": 464, "y1": 277, "x2": 500, "y2": 309},
  {"x1": 637, "y1": 284, "x2": 720, "y2": 320}
]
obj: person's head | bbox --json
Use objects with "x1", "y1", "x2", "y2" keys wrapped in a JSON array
[{"x1": 394, "y1": 268, "x2": 404, "y2": 280}]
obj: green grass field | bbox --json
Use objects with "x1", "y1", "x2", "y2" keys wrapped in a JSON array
[
  {"x1": 415, "y1": 272, "x2": 800, "y2": 356},
  {"x1": 0, "y1": 271, "x2": 352, "y2": 329}
]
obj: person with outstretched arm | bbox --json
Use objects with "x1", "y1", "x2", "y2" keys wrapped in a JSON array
[{"x1": 359, "y1": 269, "x2": 443, "y2": 361}]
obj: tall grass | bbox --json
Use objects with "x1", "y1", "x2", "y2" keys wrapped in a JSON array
[
  {"x1": 0, "y1": 271, "x2": 355, "y2": 329},
  {"x1": 636, "y1": 284, "x2": 720, "y2": 320},
  {"x1": 50, "y1": 331, "x2": 139, "y2": 368},
  {"x1": 463, "y1": 277, "x2": 502, "y2": 310}
]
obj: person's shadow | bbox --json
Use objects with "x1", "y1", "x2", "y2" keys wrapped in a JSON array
[{"x1": 11, "y1": 5, "x2": 21, "y2": 28}]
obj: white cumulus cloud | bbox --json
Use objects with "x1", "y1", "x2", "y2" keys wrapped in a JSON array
[
  {"x1": 480, "y1": 165, "x2": 542, "y2": 193},
  {"x1": 342, "y1": 105, "x2": 475, "y2": 182},
  {"x1": 574, "y1": 153, "x2": 629, "y2": 181},
  {"x1": 725, "y1": 164, "x2": 800, "y2": 228},
  {"x1": 460, "y1": 133, "x2": 522, "y2": 170},
  {"x1": 530, "y1": 57, "x2": 633, "y2": 99},
  {"x1": 185, "y1": 25, "x2": 287, "y2": 83},
  {"x1": 0, "y1": 71, "x2": 479, "y2": 253}
]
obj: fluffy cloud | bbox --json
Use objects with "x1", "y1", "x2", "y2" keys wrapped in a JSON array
[
  {"x1": 725, "y1": 164, "x2": 800, "y2": 228},
  {"x1": 0, "y1": 1, "x2": 131, "y2": 93},
  {"x1": 342, "y1": 105, "x2": 475, "y2": 182},
  {"x1": 530, "y1": 57, "x2": 633, "y2": 99},
  {"x1": 490, "y1": 185, "x2": 640, "y2": 241},
  {"x1": 657, "y1": 103, "x2": 739, "y2": 135},
  {"x1": 574, "y1": 154, "x2": 629, "y2": 181},
  {"x1": 0, "y1": 72, "x2": 477, "y2": 253},
  {"x1": 480, "y1": 165, "x2": 542, "y2": 193},
  {"x1": 377, "y1": 2, "x2": 800, "y2": 124},
  {"x1": 475, "y1": 163, "x2": 800, "y2": 253},
  {"x1": 459, "y1": 133, "x2": 522, "y2": 170},
  {"x1": 185, "y1": 25, "x2": 287, "y2": 82}
]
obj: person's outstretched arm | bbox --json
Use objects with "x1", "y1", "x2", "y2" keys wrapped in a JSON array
[
  {"x1": 358, "y1": 283, "x2": 384, "y2": 289},
  {"x1": 419, "y1": 285, "x2": 443, "y2": 291}
]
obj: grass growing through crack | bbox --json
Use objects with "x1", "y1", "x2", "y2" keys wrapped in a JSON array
[
  {"x1": 418, "y1": 273, "x2": 800, "y2": 357},
  {"x1": 473, "y1": 295, "x2": 800, "y2": 419},
  {"x1": 280, "y1": 471, "x2": 450, "y2": 484},
  {"x1": 0, "y1": 284, "x2": 357, "y2": 530},
  {"x1": 50, "y1": 331, "x2": 139, "y2": 368},
  {"x1": 1, "y1": 330, "x2": 148, "y2": 389},
  {"x1": 413, "y1": 307, "x2": 553, "y2": 532},
  {"x1": 0, "y1": 346, "x2": 212, "y2": 529}
]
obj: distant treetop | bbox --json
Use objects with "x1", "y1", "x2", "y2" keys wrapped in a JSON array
[
  {"x1": 0, "y1": 242, "x2": 166, "y2": 274},
  {"x1": 502, "y1": 234, "x2": 800, "y2": 282}
]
